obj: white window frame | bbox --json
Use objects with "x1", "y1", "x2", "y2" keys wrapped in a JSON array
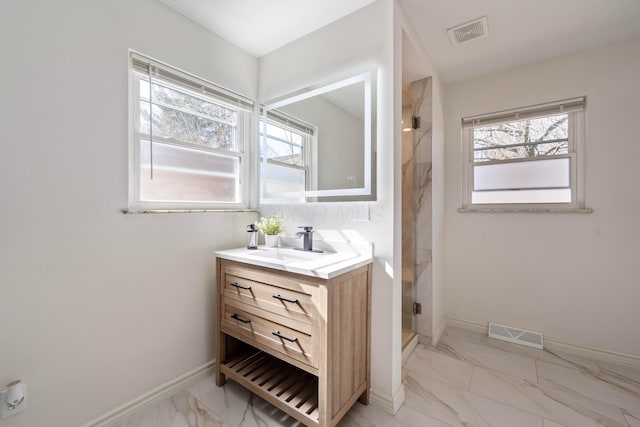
[
  {"x1": 128, "y1": 51, "x2": 253, "y2": 211},
  {"x1": 460, "y1": 97, "x2": 591, "y2": 213}
]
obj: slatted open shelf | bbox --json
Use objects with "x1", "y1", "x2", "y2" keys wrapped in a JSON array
[{"x1": 220, "y1": 349, "x2": 320, "y2": 426}]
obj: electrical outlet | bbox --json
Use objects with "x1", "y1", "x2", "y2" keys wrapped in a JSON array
[{"x1": 1, "y1": 384, "x2": 27, "y2": 418}]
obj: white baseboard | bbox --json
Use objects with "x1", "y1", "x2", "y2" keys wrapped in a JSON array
[
  {"x1": 82, "y1": 360, "x2": 216, "y2": 427},
  {"x1": 369, "y1": 384, "x2": 405, "y2": 415},
  {"x1": 433, "y1": 316, "x2": 448, "y2": 346},
  {"x1": 402, "y1": 333, "x2": 419, "y2": 366},
  {"x1": 544, "y1": 338, "x2": 640, "y2": 370},
  {"x1": 446, "y1": 317, "x2": 488, "y2": 335},
  {"x1": 447, "y1": 317, "x2": 640, "y2": 370}
]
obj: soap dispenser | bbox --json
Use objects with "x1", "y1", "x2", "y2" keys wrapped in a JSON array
[{"x1": 246, "y1": 224, "x2": 258, "y2": 249}]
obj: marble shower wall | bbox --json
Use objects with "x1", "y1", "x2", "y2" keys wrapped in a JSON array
[{"x1": 411, "y1": 77, "x2": 433, "y2": 339}]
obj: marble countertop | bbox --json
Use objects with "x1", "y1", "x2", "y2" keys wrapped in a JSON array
[{"x1": 216, "y1": 238, "x2": 373, "y2": 279}]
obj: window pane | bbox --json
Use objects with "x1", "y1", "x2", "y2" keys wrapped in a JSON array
[
  {"x1": 473, "y1": 114, "x2": 568, "y2": 162},
  {"x1": 262, "y1": 136, "x2": 303, "y2": 165},
  {"x1": 264, "y1": 122, "x2": 303, "y2": 145},
  {"x1": 139, "y1": 140, "x2": 239, "y2": 203},
  {"x1": 138, "y1": 78, "x2": 237, "y2": 151},
  {"x1": 139, "y1": 102, "x2": 235, "y2": 149},
  {"x1": 260, "y1": 121, "x2": 305, "y2": 166},
  {"x1": 474, "y1": 157, "x2": 570, "y2": 191},
  {"x1": 261, "y1": 162, "x2": 305, "y2": 200},
  {"x1": 140, "y1": 79, "x2": 236, "y2": 125}
]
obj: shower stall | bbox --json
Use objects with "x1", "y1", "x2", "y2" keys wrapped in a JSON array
[{"x1": 401, "y1": 77, "x2": 433, "y2": 353}]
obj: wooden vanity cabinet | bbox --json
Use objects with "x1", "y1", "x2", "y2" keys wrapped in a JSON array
[{"x1": 216, "y1": 258, "x2": 371, "y2": 427}]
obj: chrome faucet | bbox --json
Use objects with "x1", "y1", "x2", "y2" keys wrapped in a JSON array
[{"x1": 294, "y1": 226, "x2": 322, "y2": 252}]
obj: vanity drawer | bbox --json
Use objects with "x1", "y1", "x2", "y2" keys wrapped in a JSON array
[
  {"x1": 223, "y1": 273, "x2": 315, "y2": 325},
  {"x1": 221, "y1": 300, "x2": 316, "y2": 369}
]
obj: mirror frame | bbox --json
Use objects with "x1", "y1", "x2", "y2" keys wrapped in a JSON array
[{"x1": 261, "y1": 71, "x2": 372, "y2": 199}]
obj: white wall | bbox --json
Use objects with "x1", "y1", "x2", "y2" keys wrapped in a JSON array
[
  {"x1": 444, "y1": 36, "x2": 640, "y2": 357},
  {"x1": 0, "y1": 1, "x2": 258, "y2": 426},
  {"x1": 259, "y1": 0, "x2": 404, "y2": 410},
  {"x1": 396, "y1": 2, "x2": 447, "y2": 344},
  {"x1": 431, "y1": 76, "x2": 447, "y2": 344}
]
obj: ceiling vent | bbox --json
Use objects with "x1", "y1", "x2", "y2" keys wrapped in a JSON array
[{"x1": 447, "y1": 16, "x2": 488, "y2": 45}]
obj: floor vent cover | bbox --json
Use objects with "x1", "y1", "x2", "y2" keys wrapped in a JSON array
[{"x1": 488, "y1": 322, "x2": 543, "y2": 349}]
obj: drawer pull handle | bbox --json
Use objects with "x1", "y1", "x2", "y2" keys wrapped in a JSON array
[
  {"x1": 272, "y1": 330, "x2": 298, "y2": 343},
  {"x1": 230, "y1": 282, "x2": 252, "y2": 291},
  {"x1": 230, "y1": 313, "x2": 251, "y2": 324},
  {"x1": 272, "y1": 294, "x2": 298, "y2": 304}
]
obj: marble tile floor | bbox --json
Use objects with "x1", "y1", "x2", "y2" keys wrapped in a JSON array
[{"x1": 115, "y1": 326, "x2": 640, "y2": 427}]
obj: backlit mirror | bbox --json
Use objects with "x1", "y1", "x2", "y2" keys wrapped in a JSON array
[{"x1": 260, "y1": 72, "x2": 375, "y2": 203}]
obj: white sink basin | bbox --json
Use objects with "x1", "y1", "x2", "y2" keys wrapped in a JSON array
[
  {"x1": 216, "y1": 242, "x2": 373, "y2": 279},
  {"x1": 246, "y1": 248, "x2": 328, "y2": 263}
]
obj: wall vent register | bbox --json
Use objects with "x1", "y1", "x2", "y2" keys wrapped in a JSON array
[
  {"x1": 489, "y1": 322, "x2": 543, "y2": 349},
  {"x1": 448, "y1": 16, "x2": 489, "y2": 45}
]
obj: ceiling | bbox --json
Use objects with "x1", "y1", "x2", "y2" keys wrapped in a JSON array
[
  {"x1": 160, "y1": 0, "x2": 640, "y2": 83},
  {"x1": 400, "y1": 0, "x2": 640, "y2": 82},
  {"x1": 158, "y1": 0, "x2": 376, "y2": 58}
]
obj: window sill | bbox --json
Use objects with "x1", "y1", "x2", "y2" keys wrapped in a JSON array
[
  {"x1": 122, "y1": 208, "x2": 258, "y2": 214},
  {"x1": 458, "y1": 207, "x2": 593, "y2": 214}
]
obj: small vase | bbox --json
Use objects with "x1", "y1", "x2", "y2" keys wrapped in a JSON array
[{"x1": 264, "y1": 234, "x2": 279, "y2": 248}]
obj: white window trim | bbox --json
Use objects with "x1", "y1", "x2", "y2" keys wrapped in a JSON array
[
  {"x1": 460, "y1": 98, "x2": 592, "y2": 213},
  {"x1": 127, "y1": 51, "x2": 254, "y2": 212}
]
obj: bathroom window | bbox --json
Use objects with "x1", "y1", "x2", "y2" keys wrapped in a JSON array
[
  {"x1": 259, "y1": 112, "x2": 312, "y2": 203},
  {"x1": 460, "y1": 97, "x2": 589, "y2": 212},
  {"x1": 128, "y1": 51, "x2": 253, "y2": 211}
]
